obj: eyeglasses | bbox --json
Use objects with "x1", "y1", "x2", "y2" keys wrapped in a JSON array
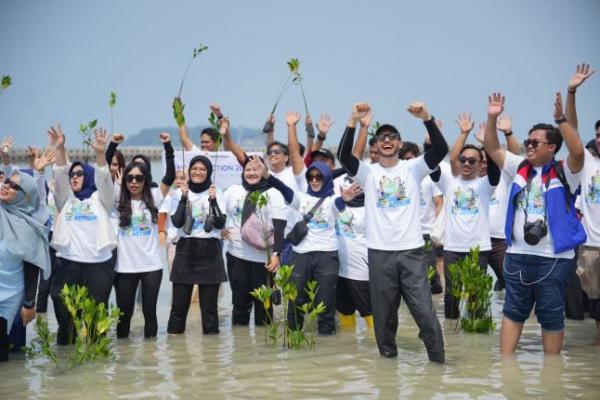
[
  {"x1": 458, "y1": 155, "x2": 480, "y2": 165},
  {"x1": 307, "y1": 173, "x2": 324, "y2": 182},
  {"x1": 376, "y1": 132, "x2": 401, "y2": 142},
  {"x1": 68, "y1": 170, "x2": 85, "y2": 179},
  {"x1": 524, "y1": 139, "x2": 551, "y2": 149},
  {"x1": 4, "y1": 177, "x2": 25, "y2": 194},
  {"x1": 126, "y1": 174, "x2": 145, "y2": 183},
  {"x1": 267, "y1": 148, "x2": 286, "y2": 156}
]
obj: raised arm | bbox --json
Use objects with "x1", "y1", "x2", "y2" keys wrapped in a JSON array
[
  {"x1": 220, "y1": 116, "x2": 248, "y2": 166},
  {"x1": 311, "y1": 113, "x2": 334, "y2": 152},
  {"x1": 449, "y1": 113, "x2": 475, "y2": 176},
  {"x1": 554, "y1": 92, "x2": 584, "y2": 173},
  {"x1": 305, "y1": 115, "x2": 315, "y2": 152},
  {"x1": 159, "y1": 132, "x2": 175, "y2": 197},
  {"x1": 1, "y1": 136, "x2": 14, "y2": 169},
  {"x1": 338, "y1": 103, "x2": 370, "y2": 176},
  {"x1": 495, "y1": 115, "x2": 520, "y2": 155},
  {"x1": 105, "y1": 133, "x2": 124, "y2": 165},
  {"x1": 407, "y1": 102, "x2": 448, "y2": 170},
  {"x1": 265, "y1": 114, "x2": 275, "y2": 147},
  {"x1": 352, "y1": 107, "x2": 372, "y2": 160},
  {"x1": 286, "y1": 111, "x2": 304, "y2": 176},
  {"x1": 565, "y1": 63, "x2": 595, "y2": 130},
  {"x1": 483, "y1": 93, "x2": 506, "y2": 168},
  {"x1": 91, "y1": 128, "x2": 115, "y2": 212},
  {"x1": 178, "y1": 124, "x2": 194, "y2": 152}
]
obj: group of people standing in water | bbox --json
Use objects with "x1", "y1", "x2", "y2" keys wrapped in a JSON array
[{"x1": 1, "y1": 63, "x2": 599, "y2": 364}]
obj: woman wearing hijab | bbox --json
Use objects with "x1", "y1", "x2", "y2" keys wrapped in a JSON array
[
  {"x1": 257, "y1": 159, "x2": 359, "y2": 335},
  {"x1": 168, "y1": 155, "x2": 227, "y2": 334},
  {"x1": 222, "y1": 156, "x2": 287, "y2": 326},
  {"x1": 1, "y1": 170, "x2": 51, "y2": 361},
  {"x1": 48, "y1": 124, "x2": 116, "y2": 345}
]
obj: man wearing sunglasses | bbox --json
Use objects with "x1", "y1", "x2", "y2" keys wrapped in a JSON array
[
  {"x1": 484, "y1": 90, "x2": 586, "y2": 356},
  {"x1": 338, "y1": 102, "x2": 448, "y2": 363}
]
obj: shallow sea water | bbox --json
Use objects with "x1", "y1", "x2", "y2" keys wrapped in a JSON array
[{"x1": 2, "y1": 259, "x2": 600, "y2": 399}]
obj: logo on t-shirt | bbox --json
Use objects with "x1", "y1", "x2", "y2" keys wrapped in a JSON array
[
  {"x1": 517, "y1": 181, "x2": 544, "y2": 215},
  {"x1": 232, "y1": 197, "x2": 244, "y2": 224},
  {"x1": 377, "y1": 176, "x2": 410, "y2": 208},
  {"x1": 302, "y1": 202, "x2": 329, "y2": 231},
  {"x1": 191, "y1": 200, "x2": 209, "y2": 231},
  {"x1": 119, "y1": 211, "x2": 152, "y2": 237},
  {"x1": 65, "y1": 201, "x2": 97, "y2": 222},
  {"x1": 452, "y1": 186, "x2": 479, "y2": 215},
  {"x1": 336, "y1": 210, "x2": 356, "y2": 239},
  {"x1": 585, "y1": 172, "x2": 600, "y2": 205}
]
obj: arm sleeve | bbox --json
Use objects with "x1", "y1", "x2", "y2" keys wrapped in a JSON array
[
  {"x1": 486, "y1": 151, "x2": 501, "y2": 187},
  {"x1": 334, "y1": 196, "x2": 346, "y2": 212},
  {"x1": 209, "y1": 198, "x2": 227, "y2": 229},
  {"x1": 161, "y1": 141, "x2": 176, "y2": 186},
  {"x1": 267, "y1": 175, "x2": 295, "y2": 205},
  {"x1": 272, "y1": 219, "x2": 286, "y2": 253},
  {"x1": 423, "y1": 118, "x2": 449, "y2": 170},
  {"x1": 171, "y1": 196, "x2": 187, "y2": 228},
  {"x1": 23, "y1": 262, "x2": 40, "y2": 305},
  {"x1": 337, "y1": 126, "x2": 360, "y2": 176},
  {"x1": 105, "y1": 141, "x2": 119, "y2": 165}
]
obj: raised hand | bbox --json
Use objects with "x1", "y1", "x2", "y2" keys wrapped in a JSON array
[
  {"x1": 341, "y1": 183, "x2": 363, "y2": 202},
  {"x1": 208, "y1": 184, "x2": 217, "y2": 200},
  {"x1": 115, "y1": 167, "x2": 123, "y2": 186},
  {"x1": 568, "y1": 63, "x2": 595, "y2": 91},
  {"x1": 317, "y1": 113, "x2": 334, "y2": 134},
  {"x1": 33, "y1": 147, "x2": 57, "y2": 171},
  {"x1": 285, "y1": 111, "x2": 301, "y2": 126},
  {"x1": 496, "y1": 114, "x2": 512, "y2": 133},
  {"x1": 407, "y1": 102, "x2": 432, "y2": 121},
  {"x1": 26, "y1": 146, "x2": 40, "y2": 167},
  {"x1": 210, "y1": 103, "x2": 223, "y2": 118},
  {"x1": 487, "y1": 93, "x2": 505, "y2": 118},
  {"x1": 180, "y1": 174, "x2": 189, "y2": 196},
  {"x1": 218, "y1": 117, "x2": 230, "y2": 137},
  {"x1": 455, "y1": 112, "x2": 474, "y2": 134},
  {"x1": 475, "y1": 122, "x2": 486, "y2": 144},
  {"x1": 554, "y1": 92, "x2": 565, "y2": 120},
  {"x1": 91, "y1": 127, "x2": 108, "y2": 153},
  {"x1": 159, "y1": 132, "x2": 171, "y2": 143},
  {"x1": 47, "y1": 123, "x2": 65, "y2": 148},
  {"x1": 1, "y1": 136, "x2": 14, "y2": 153},
  {"x1": 351, "y1": 102, "x2": 370, "y2": 123},
  {"x1": 248, "y1": 155, "x2": 269, "y2": 179},
  {"x1": 112, "y1": 133, "x2": 125, "y2": 144},
  {"x1": 358, "y1": 108, "x2": 373, "y2": 127}
]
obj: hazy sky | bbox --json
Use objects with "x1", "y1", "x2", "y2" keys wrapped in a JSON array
[{"x1": 1, "y1": 0, "x2": 599, "y2": 149}]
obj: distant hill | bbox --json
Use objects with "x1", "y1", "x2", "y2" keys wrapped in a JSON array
[{"x1": 125, "y1": 125, "x2": 266, "y2": 149}]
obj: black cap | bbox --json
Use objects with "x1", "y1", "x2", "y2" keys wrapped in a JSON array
[{"x1": 310, "y1": 148, "x2": 335, "y2": 162}]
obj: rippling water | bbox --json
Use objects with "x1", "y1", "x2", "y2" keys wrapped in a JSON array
[{"x1": 2, "y1": 244, "x2": 600, "y2": 399}]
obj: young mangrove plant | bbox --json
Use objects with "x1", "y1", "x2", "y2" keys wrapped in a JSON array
[
  {"x1": 293, "y1": 280, "x2": 326, "y2": 349},
  {"x1": 78, "y1": 118, "x2": 97, "y2": 163},
  {"x1": 262, "y1": 58, "x2": 297, "y2": 134},
  {"x1": 109, "y1": 91, "x2": 117, "y2": 134},
  {"x1": 288, "y1": 58, "x2": 311, "y2": 118},
  {"x1": 1, "y1": 75, "x2": 11, "y2": 95},
  {"x1": 25, "y1": 316, "x2": 60, "y2": 370},
  {"x1": 447, "y1": 247, "x2": 496, "y2": 333},
  {"x1": 172, "y1": 43, "x2": 209, "y2": 129}
]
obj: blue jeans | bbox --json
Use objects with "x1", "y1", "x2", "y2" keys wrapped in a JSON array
[{"x1": 503, "y1": 253, "x2": 573, "y2": 332}]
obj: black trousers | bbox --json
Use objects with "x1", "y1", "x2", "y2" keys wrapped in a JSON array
[
  {"x1": 489, "y1": 238, "x2": 507, "y2": 290},
  {"x1": 443, "y1": 250, "x2": 489, "y2": 319},
  {"x1": 50, "y1": 257, "x2": 115, "y2": 345},
  {"x1": 36, "y1": 246, "x2": 58, "y2": 313},
  {"x1": 114, "y1": 269, "x2": 163, "y2": 338},
  {"x1": 369, "y1": 248, "x2": 445, "y2": 362},
  {"x1": 226, "y1": 253, "x2": 269, "y2": 326},
  {"x1": 336, "y1": 276, "x2": 372, "y2": 317},
  {"x1": 288, "y1": 251, "x2": 339, "y2": 335},
  {"x1": 167, "y1": 283, "x2": 220, "y2": 334},
  {"x1": 0, "y1": 317, "x2": 8, "y2": 362}
]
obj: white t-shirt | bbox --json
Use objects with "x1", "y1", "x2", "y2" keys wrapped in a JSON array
[
  {"x1": 160, "y1": 191, "x2": 179, "y2": 242},
  {"x1": 222, "y1": 185, "x2": 287, "y2": 263},
  {"x1": 353, "y1": 157, "x2": 433, "y2": 251},
  {"x1": 169, "y1": 188, "x2": 224, "y2": 239},
  {"x1": 271, "y1": 166, "x2": 307, "y2": 235},
  {"x1": 435, "y1": 169, "x2": 495, "y2": 252},
  {"x1": 289, "y1": 192, "x2": 339, "y2": 254},
  {"x1": 56, "y1": 195, "x2": 113, "y2": 263},
  {"x1": 334, "y1": 174, "x2": 368, "y2": 281},
  {"x1": 489, "y1": 172, "x2": 511, "y2": 239},
  {"x1": 116, "y1": 191, "x2": 163, "y2": 273},
  {"x1": 503, "y1": 152, "x2": 581, "y2": 259},
  {"x1": 579, "y1": 150, "x2": 600, "y2": 246},
  {"x1": 420, "y1": 176, "x2": 442, "y2": 235}
]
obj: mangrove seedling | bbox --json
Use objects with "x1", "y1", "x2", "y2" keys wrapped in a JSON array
[
  {"x1": 250, "y1": 284, "x2": 280, "y2": 346},
  {"x1": 262, "y1": 58, "x2": 297, "y2": 133},
  {"x1": 173, "y1": 44, "x2": 208, "y2": 129},
  {"x1": 294, "y1": 280, "x2": 326, "y2": 349},
  {"x1": 79, "y1": 119, "x2": 98, "y2": 163},
  {"x1": 25, "y1": 316, "x2": 60, "y2": 369},
  {"x1": 368, "y1": 121, "x2": 381, "y2": 138},
  {"x1": 288, "y1": 58, "x2": 311, "y2": 119},
  {"x1": 108, "y1": 91, "x2": 117, "y2": 134}
]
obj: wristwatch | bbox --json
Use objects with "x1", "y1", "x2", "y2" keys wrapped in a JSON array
[
  {"x1": 504, "y1": 130, "x2": 513, "y2": 137},
  {"x1": 555, "y1": 116, "x2": 568, "y2": 125},
  {"x1": 23, "y1": 299, "x2": 35, "y2": 309}
]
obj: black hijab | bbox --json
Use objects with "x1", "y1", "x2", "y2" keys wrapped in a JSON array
[{"x1": 187, "y1": 155, "x2": 213, "y2": 193}]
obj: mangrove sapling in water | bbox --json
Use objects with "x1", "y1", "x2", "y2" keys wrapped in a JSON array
[
  {"x1": 78, "y1": 119, "x2": 98, "y2": 163},
  {"x1": 447, "y1": 247, "x2": 496, "y2": 333},
  {"x1": 0, "y1": 75, "x2": 11, "y2": 95},
  {"x1": 25, "y1": 316, "x2": 60, "y2": 370}
]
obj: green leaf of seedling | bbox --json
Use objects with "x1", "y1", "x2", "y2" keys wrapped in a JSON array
[
  {"x1": 173, "y1": 97, "x2": 186, "y2": 127},
  {"x1": 109, "y1": 91, "x2": 117, "y2": 108},
  {"x1": 89, "y1": 119, "x2": 97, "y2": 129},
  {"x1": 1, "y1": 75, "x2": 12, "y2": 90},
  {"x1": 287, "y1": 58, "x2": 300, "y2": 74},
  {"x1": 368, "y1": 121, "x2": 381, "y2": 138}
]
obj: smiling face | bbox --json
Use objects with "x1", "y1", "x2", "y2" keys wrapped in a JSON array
[
  {"x1": 0, "y1": 173, "x2": 20, "y2": 203},
  {"x1": 459, "y1": 148, "x2": 482, "y2": 180},
  {"x1": 126, "y1": 166, "x2": 145, "y2": 198},
  {"x1": 174, "y1": 170, "x2": 185, "y2": 188},
  {"x1": 243, "y1": 162, "x2": 262, "y2": 186},
  {"x1": 267, "y1": 144, "x2": 289, "y2": 172},
  {"x1": 189, "y1": 161, "x2": 208, "y2": 184},
  {"x1": 69, "y1": 164, "x2": 85, "y2": 192},
  {"x1": 525, "y1": 129, "x2": 556, "y2": 166},
  {"x1": 307, "y1": 168, "x2": 324, "y2": 192},
  {"x1": 376, "y1": 131, "x2": 402, "y2": 158}
]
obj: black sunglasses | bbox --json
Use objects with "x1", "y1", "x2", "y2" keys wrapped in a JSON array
[
  {"x1": 524, "y1": 139, "x2": 551, "y2": 149},
  {"x1": 126, "y1": 174, "x2": 146, "y2": 183},
  {"x1": 458, "y1": 155, "x2": 480, "y2": 165},
  {"x1": 376, "y1": 132, "x2": 401, "y2": 142},
  {"x1": 307, "y1": 173, "x2": 324, "y2": 182},
  {"x1": 4, "y1": 177, "x2": 25, "y2": 194},
  {"x1": 267, "y1": 148, "x2": 286, "y2": 156},
  {"x1": 68, "y1": 170, "x2": 85, "y2": 179}
]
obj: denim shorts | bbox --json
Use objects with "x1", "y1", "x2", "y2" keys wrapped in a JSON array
[{"x1": 502, "y1": 253, "x2": 573, "y2": 332}]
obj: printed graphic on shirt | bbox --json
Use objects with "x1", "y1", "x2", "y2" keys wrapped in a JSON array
[
  {"x1": 517, "y1": 181, "x2": 545, "y2": 215},
  {"x1": 419, "y1": 187, "x2": 427, "y2": 208},
  {"x1": 336, "y1": 210, "x2": 356, "y2": 239},
  {"x1": 302, "y1": 202, "x2": 329, "y2": 231},
  {"x1": 119, "y1": 211, "x2": 152, "y2": 237},
  {"x1": 65, "y1": 201, "x2": 97, "y2": 222},
  {"x1": 585, "y1": 172, "x2": 600, "y2": 205},
  {"x1": 489, "y1": 192, "x2": 499, "y2": 206},
  {"x1": 377, "y1": 176, "x2": 409, "y2": 208},
  {"x1": 451, "y1": 186, "x2": 479, "y2": 215},
  {"x1": 232, "y1": 197, "x2": 244, "y2": 225},
  {"x1": 191, "y1": 200, "x2": 209, "y2": 231}
]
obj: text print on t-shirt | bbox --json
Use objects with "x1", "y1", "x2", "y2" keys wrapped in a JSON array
[
  {"x1": 517, "y1": 181, "x2": 544, "y2": 215},
  {"x1": 119, "y1": 212, "x2": 152, "y2": 237},
  {"x1": 585, "y1": 171, "x2": 600, "y2": 205},
  {"x1": 302, "y1": 202, "x2": 329, "y2": 231},
  {"x1": 336, "y1": 210, "x2": 356, "y2": 239},
  {"x1": 377, "y1": 176, "x2": 410, "y2": 208},
  {"x1": 192, "y1": 200, "x2": 209, "y2": 231},
  {"x1": 65, "y1": 201, "x2": 97, "y2": 222},
  {"x1": 452, "y1": 186, "x2": 479, "y2": 215}
]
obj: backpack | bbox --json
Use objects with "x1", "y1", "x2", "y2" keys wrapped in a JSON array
[{"x1": 516, "y1": 159, "x2": 574, "y2": 211}]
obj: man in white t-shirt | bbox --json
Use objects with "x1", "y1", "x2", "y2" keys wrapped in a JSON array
[
  {"x1": 484, "y1": 90, "x2": 586, "y2": 355},
  {"x1": 338, "y1": 102, "x2": 448, "y2": 363},
  {"x1": 564, "y1": 62, "x2": 600, "y2": 344}
]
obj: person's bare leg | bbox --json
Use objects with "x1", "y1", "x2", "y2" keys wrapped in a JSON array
[
  {"x1": 542, "y1": 330, "x2": 564, "y2": 355},
  {"x1": 500, "y1": 317, "x2": 523, "y2": 355}
]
